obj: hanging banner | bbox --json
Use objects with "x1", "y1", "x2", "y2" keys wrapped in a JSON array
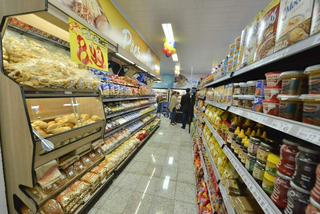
[{"x1": 69, "y1": 17, "x2": 108, "y2": 71}]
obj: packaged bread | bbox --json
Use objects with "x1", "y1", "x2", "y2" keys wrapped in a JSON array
[
  {"x1": 59, "y1": 155, "x2": 79, "y2": 169},
  {"x1": 88, "y1": 151, "x2": 99, "y2": 161},
  {"x1": 73, "y1": 161, "x2": 85, "y2": 173},
  {"x1": 40, "y1": 199, "x2": 63, "y2": 214},
  {"x1": 70, "y1": 180, "x2": 91, "y2": 197},
  {"x1": 81, "y1": 172, "x2": 100, "y2": 189},
  {"x1": 55, "y1": 172, "x2": 68, "y2": 187},
  {"x1": 35, "y1": 160, "x2": 62, "y2": 189},
  {"x1": 80, "y1": 155, "x2": 92, "y2": 167},
  {"x1": 56, "y1": 188, "x2": 75, "y2": 209},
  {"x1": 63, "y1": 165, "x2": 76, "y2": 179},
  {"x1": 20, "y1": 205, "x2": 33, "y2": 214},
  {"x1": 27, "y1": 185, "x2": 43, "y2": 200},
  {"x1": 40, "y1": 183, "x2": 56, "y2": 195}
]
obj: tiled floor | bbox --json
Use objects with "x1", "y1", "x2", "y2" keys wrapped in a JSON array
[{"x1": 89, "y1": 117, "x2": 197, "y2": 214}]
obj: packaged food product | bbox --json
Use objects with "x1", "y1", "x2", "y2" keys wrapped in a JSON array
[
  {"x1": 265, "y1": 71, "x2": 283, "y2": 87},
  {"x1": 239, "y1": 82, "x2": 248, "y2": 95},
  {"x1": 271, "y1": 171, "x2": 292, "y2": 209},
  {"x1": 238, "y1": 95, "x2": 245, "y2": 108},
  {"x1": 20, "y1": 205, "x2": 33, "y2": 214},
  {"x1": 255, "y1": 80, "x2": 266, "y2": 96},
  {"x1": 56, "y1": 188, "x2": 75, "y2": 209},
  {"x1": 253, "y1": 160, "x2": 266, "y2": 185},
  {"x1": 244, "y1": 95, "x2": 254, "y2": 110},
  {"x1": 280, "y1": 71, "x2": 308, "y2": 95},
  {"x1": 275, "y1": 0, "x2": 314, "y2": 52},
  {"x1": 55, "y1": 172, "x2": 68, "y2": 187},
  {"x1": 80, "y1": 155, "x2": 92, "y2": 167},
  {"x1": 245, "y1": 152, "x2": 256, "y2": 173},
  {"x1": 253, "y1": 96, "x2": 264, "y2": 112},
  {"x1": 262, "y1": 171, "x2": 276, "y2": 195},
  {"x1": 256, "y1": 0, "x2": 281, "y2": 60},
  {"x1": 284, "y1": 183, "x2": 310, "y2": 214},
  {"x1": 266, "y1": 153, "x2": 280, "y2": 176},
  {"x1": 257, "y1": 142, "x2": 273, "y2": 163},
  {"x1": 81, "y1": 172, "x2": 100, "y2": 189},
  {"x1": 237, "y1": 29, "x2": 247, "y2": 70},
  {"x1": 247, "y1": 81, "x2": 257, "y2": 95},
  {"x1": 300, "y1": 94, "x2": 320, "y2": 126},
  {"x1": 292, "y1": 146, "x2": 320, "y2": 191},
  {"x1": 40, "y1": 183, "x2": 56, "y2": 195},
  {"x1": 307, "y1": 197, "x2": 320, "y2": 213},
  {"x1": 311, "y1": 0, "x2": 320, "y2": 35},
  {"x1": 241, "y1": 12, "x2": 262, "y2": 67},
  {"x1": 264, "y1": 86, "x2": 281, "y2": 100},
  {"x1": 73, "y1": 161, "x2": 85, "y2": 173},
  {"x1": 232, "y1": 95, "x2": 239, "y2": 107},
  {"x1": 304, "y1": 65, "x2": 320, "y2": 94},
  {"x1": 262, "y1": 100, "x2": 279, "y2": 115},
  {"x1": 311, "y1": 164, "x2": 320, "y2": 204},
  {"x1": 40, "y1": 199, "x2": 63, "y2": 214},
  {"x1": 233, "y1": 83, "x2": 241, "y2": 95},
  {"x1": 278, "y1": 138, "x2": 300, "y2": 177},
  {"x1": 35, "y1": 160, "x2": 62, "y2": 189},
  {"x1": 248, "y1": 137, "x2": 261, "y2": 156},
  {"x1": 63, "y1": 165, "x2": 76, "y2": 179},
  {"x1": 278, "y1": 95, "x2": 303, "y2": 121}
]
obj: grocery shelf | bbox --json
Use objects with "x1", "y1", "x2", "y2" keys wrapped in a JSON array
[
  {"x1": 219, "y1": 182, "x2": 235, "y2": 214},
  {"x1": 205, "y1": 100, "x2": 229, "y2": 110},
  {"x1": 203, "y1": 117, "x2": 225, "y2": 148},
  {"x1": 105, "y1": 103, "x2": 156, "y2": 119},
  {"x1": 204, "y1": 74, "x2": 231, "y2": 88},
  {"x1": 103, "y1": 96, "x2": 154, "y2": 102},
  {"x1": 104, "y1": 110, "x2": 156, "y2": 138},
  {"x1": 228, "y1": 106, "x2": 320, "y2": 146}
]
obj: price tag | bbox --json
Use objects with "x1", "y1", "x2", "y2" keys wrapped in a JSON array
[
  {"x1": 252, "y1": 114, "x2": 268, "y2": 124},
  {"x1": 271, "y1": 120, "x2": 293, "y2": 133},
  {"x1": 297, "y1": 127, "x2": 320, "y2": 145},
  {"x1": 313, "y1": 34, "x2": 320, "y2": 45},
  {"x1": 65, "y1": 91, "x2": 73, "y2": 95},
  {"x1": 280, "y1": 48, "x2": 290, "y2": 58},
  {"x1": 84, "y1": 195, "x2": 91, "y2": 203}
]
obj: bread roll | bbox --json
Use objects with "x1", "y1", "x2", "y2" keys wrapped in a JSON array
[
  {"x1": 64, "y1": 123, "x2": 74, "y2": 129},
  {"x1": 91, "y1": 115, "x2": 102, "y2": 121},
  {"x1": 20, "y1": 205, "x2": 33, "y2": 214},
  {"x1": 47, "y1": 123, "x2": 60, "y2": 133},
  {"x1": 48, "y1": 121, "x2": 56, "y2": 126},
  {"x1": 51, "y1": 127, "x2": 71, "y2": 134},
  {"x1": 81, "y1": 114, "x2": 90, "y2": 121},
  {"x1": 55, "y1": 117, "x2": 62, "y2": 123},
  {"x1": 64, "y1": 115, "x2": 76, "y2": 124}
]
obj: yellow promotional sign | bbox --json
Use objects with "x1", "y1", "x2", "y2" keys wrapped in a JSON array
[{"x1": 69, "y1": 17, "x2": 108, "y2": 71}]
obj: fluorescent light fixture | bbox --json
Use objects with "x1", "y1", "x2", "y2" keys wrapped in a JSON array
[
  {"x1": 115, "y1": 53, "x2": 134, "y2": 65},
  {"x1": 137, "y1": 65, "x2": 147, "y2": 72},
  {"x1": 31, "y1": 105, "x2": 39, "y2": 110},
  {"x1": 162, "y1": 23, "x2": 175, "y2": 42},
  {"x1": 172, "y1": 54, "x2": 178, "y2": 61}
]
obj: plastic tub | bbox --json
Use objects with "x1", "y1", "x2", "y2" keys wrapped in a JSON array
[
  {"x1": 264, "y1": 86, "x2": 281, "y2": 100},
  {"x1": 278, "y1": 138, "x2": 301, "y2": 177},
  {"x1": 239, "y1": 82, "x2": 248, "y2": 95},
  {"x1": 255, "y1": 80, "x2": 266, "y2": 96},
  {"x1": 262, "y1": 100, "x2": 279, "y2": 116},
  {"x1": 262, "y1": 171, "x2": 276, "y2": 195},
  {"x1": 305, "y1": 65, "x2": 320, "y2": 94},
  {"x1": 266, "y1": 153, "x2": 280, "y2": 176},
  {"x1": 300, "y1": 94, "x2": 320, "y2": 127},
  {"x1": 284, "y1": 183, "x2": 310, "y2": 214},
  {"x1": 277, "y1": 95, "x2": 303, "y2": 121},
  {"x1": 247, "y1": 81, "x2": 257, "y2": 95},
  {"x1": 243, "y1": 95, "x2": 255, "y2": 110},
  {"x1": 253, "y1": 96, "x2": 264, "y2": 112},
  {"x1": 280, "y1": 71, "x2": 308, "y2": 95},
  {"x1": 271, "y1": 171, "x2": 292, "y2": 209},
  {"x1": 265, "y1": 71, "x2": 283, "y2": 87}
]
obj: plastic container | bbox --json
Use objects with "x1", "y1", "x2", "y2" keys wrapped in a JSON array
[
  {"x1": 264, "y1": 86, "x2": 281, "y2": 100},
  {"x1": 262, "y1": 171, "x2": 276, "y2": 195},
  {"x1": 239, "y1": 82, "x2": 248, "y2": 95},
  {"x1": 245, "y1": 153, "x2": 257, "y2": 173},
  {"x1": 284, "y1": 183, "x2": 310, "y2": 214},
  {"x1": 238, "y1": 95, "x2": 245, "y2": 108},
  {"x1": 248, "y1": 137, "x2": 261, "y2": 156},
  {"x1": 234, "y1": 83, "x2": 241, "y2": 95},
  {"x1": 257, "y1": 142, "x2": 273, "y2": 163},
  {"x1": 232, "y1": 95, "x2": 239, "y2": 107},
  {"x1": 253, "y1": 96, "x2": 264, "y2": 112},
  {"x1": 280, "y1": 71, "x2": 308, "y2": 95},
  {"x1": 278, "y1": 95, "x2": 303, "y2": 121},
  {"x1": 253, "y1": 160, "x2": 266, "y2": 185},
  {"x1": 243, "y1": 95, "x2": 255, "y2": 110},
  {"x1": 265, "y1": 71, "x2": 283, "y2": 87},
  {"x1": 292, "y1": 146, "x2": 320, "y2": 191},
  {"x1": 305, "y1": 65, "x2": 320, "y2": 94},
  {"x1": 255, "y1": 80, "x2": 266, "y2": 96},
  {"x1": 266, "y1": 154, "x2": 280, "y2": 176},
  {"x1": 300, "y1": 94, "x2": 320, "y2": 127},
  {"x1": 271, "y1": 171, "x2": 292, "y2": 209},
  {"x1": 278, "y1": 138, "x2": 301, "y2": 177},
  {"x1": 262, "y1": 100, "x2": 279, "y2": 116},
  {"x1": 247, "y1": 81, "x2": 257, "y2": 95}
]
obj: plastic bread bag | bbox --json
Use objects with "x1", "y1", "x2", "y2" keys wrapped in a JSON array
[
  {"x1": 81, "y1": 172, "x2": 100, "y2": 189},
  {"x1": 56, "y1": 188, "x2": 75, "y2": 209},
  {"x1": 39, "y1": 199, "x2": 63, "y2": 214},
  {"x1": 70, "y1": 180, "x2": 91, "y2": 197}
]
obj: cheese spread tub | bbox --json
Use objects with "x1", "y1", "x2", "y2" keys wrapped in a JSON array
[
  {"x1": 280, "y1": 71, "x2": 308, "y2": 95},
  {"x1": 256, "y1": 0, "x2": 280, "y2": 61},
  {"x1": 275, "y1": 0, "x2": 314, "y2": 52},
  {"x1": 305, "y1": 65, "x2": 320, "y2": 94},
  {"x1": 300, "y1": 94, "x2": 320, "y2": 127},
  {"x1": 311, "y1": 0, "x2": 320, "y2": 35},
  {"x1": 278, "y1": 94, "x2": 303, "y2": 121}
]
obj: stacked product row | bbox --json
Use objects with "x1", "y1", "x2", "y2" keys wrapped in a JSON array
[{"x1": 104, "y1": 99, "x2": 152, "y2": 115}]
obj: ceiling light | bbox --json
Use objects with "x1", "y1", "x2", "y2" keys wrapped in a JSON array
[
  {"x1": 162, "y1": 23, "x2": 175, "y2": 42},
  {"x1": 175, "y1": 65, "x2": 180, "y2": 71},
  {"x1": 172, "y1": 54, "x2": 178, "y2": 61},
  {"x1": 115, "y1": 53, "x2": 134, "y2": 65}
]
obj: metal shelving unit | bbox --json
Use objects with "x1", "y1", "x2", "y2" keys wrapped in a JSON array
[
  {"x1": 105, "y1": 103, "x2": 155, "y2": 119},
  {"x1": 205, "y1": 100, "x2": 229, "y2": 111},
  {"x1": 103, "y1": 96, "x2": 154, "y2": 102}
]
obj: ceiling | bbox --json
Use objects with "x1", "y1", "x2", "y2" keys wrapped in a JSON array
[{"x1": 112, "y1": 0, "x2": 270, "y2": 76}]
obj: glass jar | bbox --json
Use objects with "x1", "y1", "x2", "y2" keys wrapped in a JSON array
[
  {"x1": 246, "y1": 153, "x2": 256, "y2": 173},
  {"x1": 266, "y1": 153, "x2": 280, "y2": 176},
  {"x1": 284, "y1": 183, "x2": 310, "y2": 214},
  {"x1": 244, "y1": 95, "x2": 254, "y2": 110},
  {"x1": 232, "y1": 95, "x2": 239, "y2": 107},
  {"x1": 278, "y1": 138, "x2": 301, "y2": 177},
  {"x1": 248, "y1": 137, "x2": 261, "y2": 156},
  {"x1": 231, "y1": 127, "x2": 240, "y2": 153},
  {"x1": 234, "y1": 83, "x2": 241, "y2": 95},
  {"x1": 253, "y1": 160, "x2": 266, "y2": 185},
  {"x1": 262, "y1": 171, "x2": 276, "y2": 195},
  {"x1": 238, "y1": 95, "x2": 245, "y2": 108},
  {"x1": 239, "y1": 82, "x2": 248, "y2": 95},
  {"x1": 247, "y1": 81, "x2": 257, "y2": 95},
  {"x1": 241, "y1": 140, "x2": 249, "y2": 165},
  {"x1": 257, "y1": 142, "x2": 273, "y2": 163},
  {"x1": 271, "y1": 171, "x2": 292, "y2": 209}
]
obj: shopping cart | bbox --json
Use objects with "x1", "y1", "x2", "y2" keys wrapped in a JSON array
[{"x1": 161, "y1": 102, "x2": 170, "y2": 118}]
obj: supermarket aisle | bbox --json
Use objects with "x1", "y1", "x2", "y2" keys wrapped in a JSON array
[{"x1": 89, "y1": 117, "x2": 197, "y2": 214}]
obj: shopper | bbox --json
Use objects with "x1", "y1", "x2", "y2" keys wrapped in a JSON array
[
  {"x1": 181, "y1": 88, "x2": 191, "y2": 129},
  {"x1": 156, "y1": 93, "x2": 164, "y2": 118},
  {"x1": 169, "y1": 91, "x2": 178, "y2": 125}
]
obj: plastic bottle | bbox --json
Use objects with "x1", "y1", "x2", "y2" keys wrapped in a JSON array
[
  {"x1": 231, "y1": 127, "x2": 241, "y2": 153},
  {"x1": 235, "y1": 129, "x2": 245, "y2": 156}
]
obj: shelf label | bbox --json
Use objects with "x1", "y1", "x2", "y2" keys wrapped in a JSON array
[
  {"x1": 280, "y1": 48, "x2": 290, "y2": 58},
  {"x1": 297, "y1": 127, "x2": 320, "y2": 145},
  {"x1": 252, "y1": 114, "x2": 268, "y2": 124},
  {"x1": 64, "y1": 91, "x2": 73, "y2": 95},
  {"x1": 271, "y1": 120, "x2": 293, "y2": 133},
  {"x1": 84, "y1": 194, "x2": 91, "y2": 203}
]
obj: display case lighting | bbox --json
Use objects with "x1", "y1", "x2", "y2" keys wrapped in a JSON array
[
  {"x1": 137, "y1": 65, "x2": 147, "y2": 72},
  {"x1": 115, "y1": 53, "x2": 135, "y2": 65}
]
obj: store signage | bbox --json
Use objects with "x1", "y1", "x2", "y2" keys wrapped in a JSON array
[{"x1": 69, "y1": 17, "x2": 108, "y2": 72}]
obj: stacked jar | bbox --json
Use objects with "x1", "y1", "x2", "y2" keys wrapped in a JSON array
[
  {"x1": 263, "y1": 72, "x2": 282, "y2": 116},
  {"x1": 253, "y1": 80, "x2": 265, "y2": 113}
]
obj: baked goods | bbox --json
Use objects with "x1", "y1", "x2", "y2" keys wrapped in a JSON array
[
  {"x1": 81, "y1": 172, "x2": 100, "y2": 189},
  {"x1": 35, "y1": 160, "x2": 62, "y2": 189},
  {"x1": 20, "y1": 205, "x2": 33, "y2": 214},
  {"x1": 56, "y1": 188, "x2": 75, "y2": 210},
  {"x1": 40, "y1": 199, "x2": 63, "y2": 214}
]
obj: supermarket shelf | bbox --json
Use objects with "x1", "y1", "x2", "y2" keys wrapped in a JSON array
[
  {"x1": 205, "y1": 74, "x2": 232, "y2": 88},
  {"x1": 228, "y1": 106, "x2": 320, "y2": 146},
  {"x1": 205, "y1": 100, "x2": 229, "y2": 110},
  {"x1": 102, "y1": 96, "x2": 154, "y2": 102},
  {"x1": 104, "y1": 110, "x2": 156, "y2": 138},
  {"x1": 219, "y1": 182, "x2": 235, "y2": 214},
  {"x1": 206, "y1": 122, "x2": 282, "y2": 214},
  {"x1": 105, "y1": 103, "x2": 155, "y2": 119},
  {"x1": 203, "y1": 117, "x2": 225, "y2": 147}
]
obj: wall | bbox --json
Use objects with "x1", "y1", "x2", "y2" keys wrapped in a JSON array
[{"x1": 153, "y1": 73, "x2": 207, "y2": 89}]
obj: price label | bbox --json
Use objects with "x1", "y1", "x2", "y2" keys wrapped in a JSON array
[
  {"x1": 271, "y1": 120, "x2": 293, "y2": 133},
  {"x1": 297, "y1": 127, "x2": 320, "y2": 145},
  {"x1": 252, "y1": 114, "x2": 268, "y2": 124},
  {"x1": 280, "y1": 48, "x2": 290, "y2": 58},
  {"x1": 313, "y1": 34, "x2": 320, "y2": 45},
  {"x1": 64, "y1": 91, "x2": 73, "y2": 95},
  {"x1": 84, "y1": 195, "x2": 91, "y2": 203},
  {"x1": 69, "y1": 18, "x2": 108, "y2": 71}
]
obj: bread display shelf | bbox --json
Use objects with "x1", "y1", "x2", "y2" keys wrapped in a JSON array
[
  {"x1": 102, "y1": 96, "x2": 154, "y2": 102},
  {"x1": 23, "y1": 86, "x2": 100, "y2": 98},
  {"x1": 104, "y1": 110, "x2": 156, "y2": 138},
  {"x1": 105, "y1": 103, "x2": 155, "y2": 119}
]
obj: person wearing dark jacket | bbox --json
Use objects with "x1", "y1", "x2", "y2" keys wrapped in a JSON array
[{"x1": 180, "y1": 88, "x2": 191, "y2": 129}]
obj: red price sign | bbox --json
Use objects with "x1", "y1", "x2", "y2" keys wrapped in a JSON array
[{"x1": 69, "y1": 18, "x2": 108, "y2": 71}]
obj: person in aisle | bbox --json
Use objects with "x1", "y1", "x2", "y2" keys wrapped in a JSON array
[
  {"x1": 181, "y1": 88, "x2": 191, "y2": 129},
  {"x1": 156, "y1": 92, "x2": 164, "y2": 118},
  {"x1": 169, "y1": 91, "x2": 178, "y2": 125}
]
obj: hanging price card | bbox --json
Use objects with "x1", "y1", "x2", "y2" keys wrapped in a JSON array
[
  {"x1": 297, "y1": 127, "x2": 320, "y2": 145},
  {"x1": 69, "y1": 18, "x2": 108, "y2": 71}
]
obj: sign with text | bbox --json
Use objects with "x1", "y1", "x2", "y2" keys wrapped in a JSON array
[{"x1": 69, "y1": 17, "x2": 108, "y2": 71}]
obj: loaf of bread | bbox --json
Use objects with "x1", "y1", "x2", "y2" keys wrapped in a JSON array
[{"x1": 39, "y1": 199, "x2": 63, "y2": 214}]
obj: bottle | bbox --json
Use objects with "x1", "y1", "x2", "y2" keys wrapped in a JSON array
[
  {"x1": 256, "y1": 129, "x2": 262, "y2": 137},
  {"x1": 239, "y1": 136, "x2": 248, "y2": 161},
  {"x1": 231, "y1": 127, "x2": 240, "y2": 153},
  {"x1": 254, "y1": 123, "x2": 264, "y2": 131},
  {"x1": 250, "y1": 130, "x2": 256, "y2": 137},
  {"x1": 243, "y1": 119, "x2": 253, "y2": 131},
  {"x1": 245, "y1": 128, "x2": 252, "y2": 136},
  {"x1": 261, "y1": 131, "x2": 267, "y2": 140},
  {"x1": 235, "y1": 129, "x2": 245, "y2": 156},
  {"x1": 227, "y1": 117, "x2": 239, "y2": 149},
  {"x1": 241, "y1": 137, "x2": 250, "y2": 165}
]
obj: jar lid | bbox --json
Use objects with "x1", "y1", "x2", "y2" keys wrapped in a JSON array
[
  {"x1": 248, "y1": 153, "x2": 257, "y2": 159},
  {"x1": 280, "y1": 71, "x2": 306, "y2": 79},
  {"x1": 283, "y1": 138, "x2": 302, "y2": 147},
  {"x1": 265, "y1": 71, "x2": 283, "y2": 75},
  {"x1": 238, "y1": 95, "x2": 245, "y2": 99},
  {"x1": 298, "y1": 146, "x2": 320, "y2": 155},
  {"x1": 250, "y1": 136, "x2": 261, "y2": 144},
  {"x1": 264, "y1": 86, "x2": 281, "y2": 89},
  {"x1": 290, "y1": 180, "x2": 311, "y2": 194},
  {"x1": 277, "y1": 171, "x2": 293, "y2": 181},
  {"x1": 239, "y1": 82, "x2": 247, "y2": 87},
  {"x1": 305, "y1": 64, "x2": 320, "y2": 74},
  {"x1": 262, "y1": 100, "x2": 279, "y2": 103},
  {"x1": 246, "y1": 81, "x2": 257, "y2": 86},
  {"x1": 310, "y1": 196, "x2": 320, "y2": 210},
  {"x1": 256, "y1": 160, "x2": 266, "y2": 167},
  {"x1": 243, "y1": 95, "x2": 255, "y2": 100},
  {"x1": 277, "y1": 94, "x2": 301, "y2": 101},
  {"x1": 260, "y1": 142, "x2": 273, "y2": 149},
  {"x1": 264, "y1": 171, "x2": 276, "y2": 183},
  {"x1": 267, "y1": 153, "x2": 280, "y2": 165},
  {"x1": 300, "y1": 94, "x2": 320, "y2": 101},
  {"x1": 233, "y1": 95, "x2": 239, "y2": 98}
]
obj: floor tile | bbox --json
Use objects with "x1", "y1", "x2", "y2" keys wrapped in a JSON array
[
  {"x1": 128, "y1": 161, "x2": 149, "y2": 174},
  {"x1": 149, "y1": 196, "x2": 175, "y2": 214},
  {"x1": 143, "y1": 163, "x2": 163, "y2": 178},
  {"x1": 177, "y1": 168, "x2": 196, "y2": 184},
  {"x1": 122, "y1": 191, "x2": 154, "y2": 214},
  {"x1": 114, "y1": 172, "x2": 142, "y2": 190},
  {"x1": 175, "y1": 182, "x2": 196, "y2": 203},
  {"x1": 174, "y1": 200, "x2": 198, "y2": 214},
  {"x1": 100, "y1": 188, "x2": 133, "y2": 213},
  {"x1": 160, "y1": 165, "x2": 178, "y2": 180},
  {"x1": 154, "y1": 178, "x2": 176, "y2": 199},
  {"x1": 135, "y1": 175, "x2": 160, "y2": 195}
]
